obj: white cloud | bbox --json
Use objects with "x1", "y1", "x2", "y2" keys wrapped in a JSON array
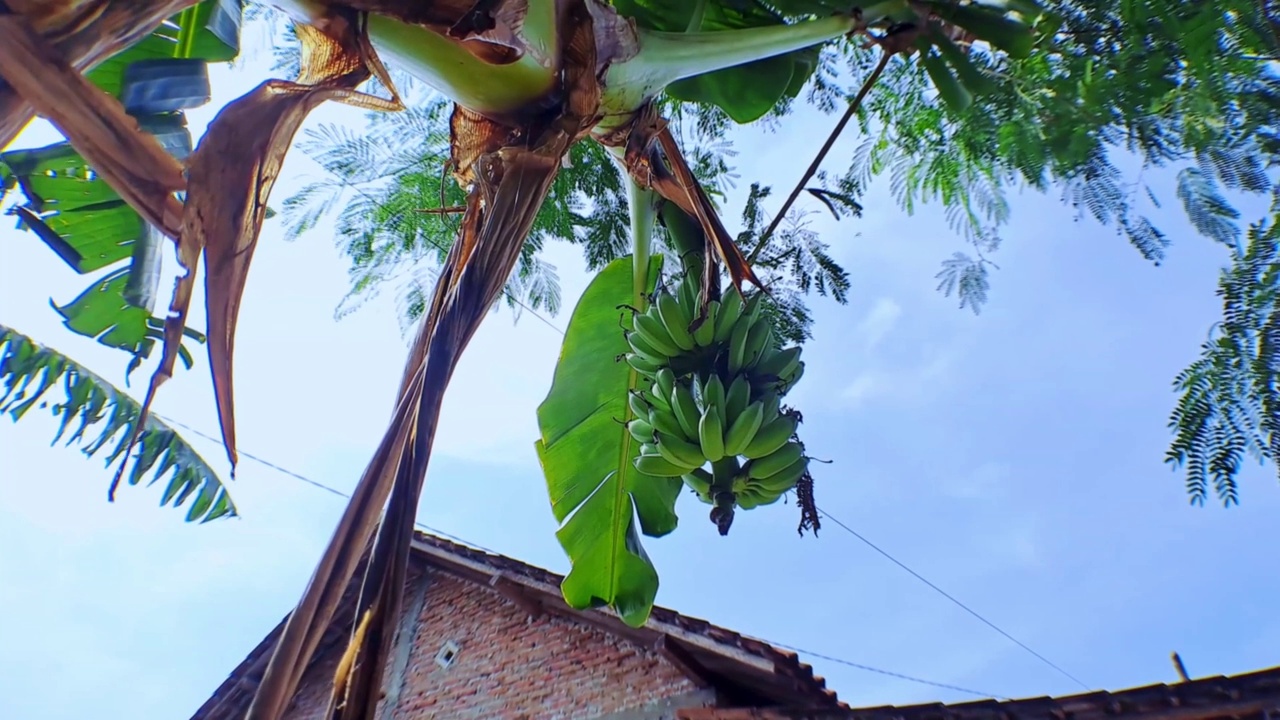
[
  {"x1": 839, "y1": 346, "x2": 957, "y2": 409},
  {"x1": 855, "y1": 297, "x2": 904, "y2": 352}
]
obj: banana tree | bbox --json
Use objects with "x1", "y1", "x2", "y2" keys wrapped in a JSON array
[{"x1": 0, "y1": 1, "x2": 1044, "y2": 718}]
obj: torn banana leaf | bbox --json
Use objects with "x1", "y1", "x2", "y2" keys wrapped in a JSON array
[
  {"x1": 536, "y1": 253, "x2": 678, "y2": 628},
  {"x1": 0, "y1": 323, "x2": 233, "y2": 523}
]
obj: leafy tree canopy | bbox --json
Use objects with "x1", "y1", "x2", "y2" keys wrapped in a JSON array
[{"x1": 279, "y1": 0, "x2": 1280, "y2": 504}]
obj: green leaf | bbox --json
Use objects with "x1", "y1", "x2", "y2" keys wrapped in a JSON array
[
  {"x1": 12, "y1": 201, "x2": 143, "y2": 274},
  {"x1": 0, "y1": 324, "x2": 235, "y2": 522},
  {"x1": 52, "y1": 269, "x2": 150, "y2": 352},
  {"x1": 182, "y1": 0, "x2": 244, "y2": 63},
  {"x1": 85, "y1": 0, "x2": 242, "y2": 98},
  {"x1": 614, "y1": 0, "x2": 818, "y2": 123},
  {"x1": 925, "y1": 1, "x2": 1035, "y2": 58},
  {"x1": 536, "y1": 254, "x2": 678, "y2": 628},
  {"x1": 85, "y1": 34, "x2": 179, "y2": 99},
  {"x1": 668, "y1": 54, "x2": 802, "y2": 124},
  {"x1": 922, "y1": 49, "x2": 973, "y2": 113},
  {"x1": 1, "y1": 142, "x2": 128, "y2": 212},
  {"x1": 931, "y1": 29, "x2": 995, "y2": 97}
]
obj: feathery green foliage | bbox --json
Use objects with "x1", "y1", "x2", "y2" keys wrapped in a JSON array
[
  {"x1": 830, "y1": 0, "x2": 1279, "y2": 312},
  {"x1": 1168, "y1": 190, "x2": 1280, "y2": 507},
  {"x1": 280, "y1": 100, "x2": 630, "y2": 330}
]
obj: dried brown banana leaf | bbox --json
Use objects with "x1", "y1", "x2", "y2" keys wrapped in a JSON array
[
  {"x1": 0, "y1": 0, "x2": 198, "y2": 149},
  {"x1": 181, "y1": 13, "x2": 403, "y2": 473},
  {"x1": 112, "y1": 9, "x2": 403, "y2": 497},
  {"x1": 281, "y1": 6, "x2": 607, "y2": 720},
  {"x1": 0, "y1": 2, "x2": 186, "y2": 234}
]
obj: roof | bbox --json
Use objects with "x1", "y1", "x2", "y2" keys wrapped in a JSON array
[
  {"x1": 675, "y1": 665, "x2": 1280, "y2": 720},
  {"x1": 190, "y1": 530, "x2": 842, "y2": 720}
]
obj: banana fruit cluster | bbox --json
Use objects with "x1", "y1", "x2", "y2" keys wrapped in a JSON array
[{"x1": 623, "y1": 271, "x2": 809, "y2": 520}]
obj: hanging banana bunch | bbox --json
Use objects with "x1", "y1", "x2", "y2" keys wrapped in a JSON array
[{"x1": 624, "y1": 268, "x2": 809, "y2": 535}]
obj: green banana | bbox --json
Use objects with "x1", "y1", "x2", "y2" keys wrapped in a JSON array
[
  {"x1": 735, "y1": 489, "x2": 762, "y2": 510},
  {"x1": 742, "y1": 291, "x2": 765, "y2": 326},
  {"x1": 634, "y1": 312, "x2": 683, "y2": 357},
  {"x1": 752, "y1": 486, "x2": 783, "y2": 504},
  {"x1": 628, "y1": 391, "x2": 650, "y2": 421},
  {"x1": 655, "y1": 431, "x2": 706, "y2": 469},
  {"x1": 682, "y1": 467, "x2": 713, "y2": 494},
  {"x1": 746, "y1": 441, "x2": 804, "y2": 480},
  {"x1": 655, "y1": 367, "x2": 676, "y2": 403},
  {"x1": 679, "y1": 272, "x2": 698, "y2": 313},
  {"x1": 760, "y1": 391, "x2": 781, "y2": 421},
  {"x1": 724, "y1": 374, "x2": 751, "y2": 420},
  {"x1": 627, "y1": 332, "x2": 670, "y2": 366},
  {"x1": 780, "y1": 361, "x2": 805, "y2": 392},
  {"x1": 626, "y1": 353, "x2": 662, "y2": 377},
  {"x1": 742, "y1": 484, "x2": 784, "y2": 507},
  {"x1": 627, "y1": 418, "x2": 655, "y2": 444},
  {"x1": 741, "y1": 316, "x2": 774, "y2": 371},
  {"x1": 670, "y1": 382, "x2": 702, "y2": 440},
  {"x1": 693, "y1": 300, "x2": 718, "y2": 346},
  {"x1": 753, "y1": 455, "x2": 809, "y2": 494},
  {"x1": 740, "y1": 412, "x2": 798, "y2": 459},
  {"x1": 714, "y1": 289, "x2": 743, "y2": 340},
  {"x1": 647, "y1": 383, "x2": 672, "y2": 412},
  {"x1": 703, "y1": 374, "x2": 727, "y2": 426},
  {"x1": 649, "y1": 406, "x2": 687, "y2": 440},
  {"x1": 755, "y1": 346, "x2": 801, "y2": 381},
  {"x1": 698, "y1": 408, "x2": 726, "y2": 462},
  {"x1": 726, "y1": 313, "x2": 753, "y2": 374},
  {"x1": 635, "y1": 453, "x2": 691, "y2": 478},
  {"x1": 657, "y1": 292, "x2": 695, "y2": 352},
  {"x1": 723, "y1": 400, "x2": 765, "y2": 457}
]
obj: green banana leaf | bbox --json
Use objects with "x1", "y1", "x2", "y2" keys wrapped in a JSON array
[
  {"x1": 0, "y1": 324, "x2": 234, "y2": 523},
  {"x1": 535, "y1": 254, "x2": 681, "y2": 628},
  {"x1": 922, "y1": 0, "x2": 1037, "y2": 58},
  {"x1": 4, "y1": 144, "x2": 201, "y2": 363},
  {"x1": 85, "y1": 0, "x2": 243, "y2": 97},
  {"x1": 612, "y1": 0, "x2": 823, "y2": 124}
]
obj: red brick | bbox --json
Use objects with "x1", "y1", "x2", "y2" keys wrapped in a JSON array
[{"x1": 283, "y1": 568, "x2": 699, "y2": 720}]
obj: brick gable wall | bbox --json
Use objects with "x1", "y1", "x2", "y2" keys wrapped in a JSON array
[{"x1": 282, "y1": 565, "x2": 714, "y2": 720}]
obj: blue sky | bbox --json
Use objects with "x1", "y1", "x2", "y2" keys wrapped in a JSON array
[{"x1": 2, "y1": 23, "x2": 1279, "y2": 720}]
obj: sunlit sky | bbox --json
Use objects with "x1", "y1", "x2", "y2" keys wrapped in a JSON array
[{"x1": 2, "y1": 17, "x2": 1279, "y2": 720}]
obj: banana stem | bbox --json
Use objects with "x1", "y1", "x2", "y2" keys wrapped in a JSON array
[
  {"x1": 627, "y1": 176, "x2": 659, "y2": 309},
  {"x1": 601, "y1": 1, "x2": 905, "y2": 113},
  {"x1": 363, "y1": 12, "x2": 557, "y2": 115},
  {"x1": 710, "y1": 456, "x2": 740, "y2": 493}
]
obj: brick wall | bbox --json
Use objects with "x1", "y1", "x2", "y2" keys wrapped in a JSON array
[{"x1": 282, "y1": 564, "x2": 713, "y2": 720}]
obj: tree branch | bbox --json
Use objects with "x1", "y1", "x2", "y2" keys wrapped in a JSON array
[{"x1": 748, "y1": 49, "x2": 891, "y2": 264}]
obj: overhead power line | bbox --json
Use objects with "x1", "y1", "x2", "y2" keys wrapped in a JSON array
[
  {"x1": 153, "y1": 413, "x2": 1006, "y2": 700},
  {"x1": 814, "y1": 507, "x2": 1090, "y2": 691},
  {"x1": 761, "y1": 639, "x2": 1008, "y2": 700}
]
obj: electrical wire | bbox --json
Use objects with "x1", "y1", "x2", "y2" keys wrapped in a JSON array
[
  {"x1": 757, "y1": 639, "x2": 1009, "y2": 700},
  {"x1": 815, "y1": 506, "x2": 1090, "y2": 691},
  {"x1": 153, "y1": 413, "x2": 1006, "y2": 699}
]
